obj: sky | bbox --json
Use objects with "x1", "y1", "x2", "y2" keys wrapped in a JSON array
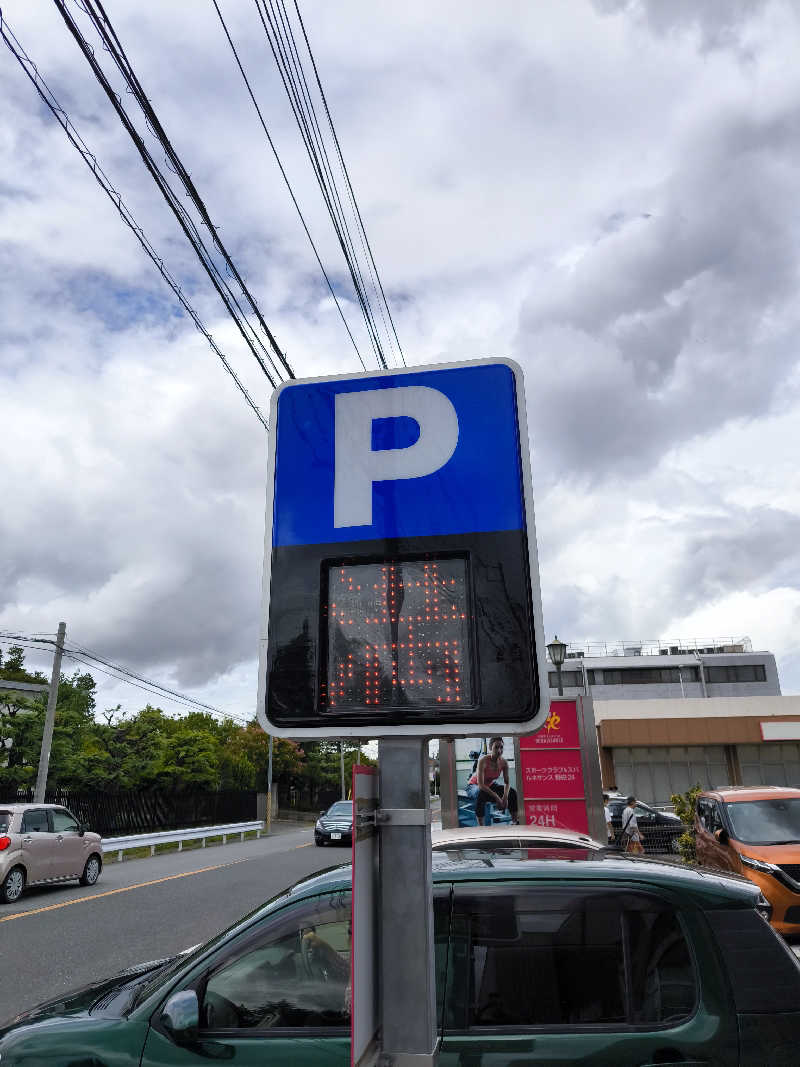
[{"x1": 2, "y1": 0, "x2": 800, "y2": 723}]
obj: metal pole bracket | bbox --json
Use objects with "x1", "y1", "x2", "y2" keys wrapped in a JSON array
[{"x1": 375, "y1": 807, "x2": 432, "y2": 826}]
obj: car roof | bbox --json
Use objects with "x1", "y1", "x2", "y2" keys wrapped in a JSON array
[
  {"x1": 431, "y1": 825, "x2": 603, "y2": 849},
  {"x1": 273, "y1": 850, "x2": 760, "y2": 915},
  {"x1": 703, "y1": 786, "x2": 800, "y2": 803},
  {"x1": 0, "y1": 803, "x2": 71, "y2": 812}
]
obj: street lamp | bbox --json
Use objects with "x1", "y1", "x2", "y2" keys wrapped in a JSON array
[{"x1": 547, "y1": 635, "x2": 567, "y2": 696}]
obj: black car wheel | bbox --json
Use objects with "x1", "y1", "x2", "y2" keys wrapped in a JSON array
[
  {"x1": 80, "y1": 854, "x2": 102, "y2": 886},
  {"x1": 1, "y1": 865, "x2": 25, "y2": 904}
]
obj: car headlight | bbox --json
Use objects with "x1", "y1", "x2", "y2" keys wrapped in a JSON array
[
  {"x1": 739, "y1": 853, "x2": 779, "y2": 875},
  {"x1": 315, "y1": 820, "x2": 323, "y2": 831}
]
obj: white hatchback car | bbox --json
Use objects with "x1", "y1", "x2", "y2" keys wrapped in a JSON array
[
  {"x1": 432, "y1": 824, "x2": 605, "y2": 854},
  {"x1": 0, "y1": 803, "x2": 103, "y2": 904}
]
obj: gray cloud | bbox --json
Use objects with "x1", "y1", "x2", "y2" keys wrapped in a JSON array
[
  {"x1": 594, "y1": 0, "x2": 777, "y2": 53},
  {"x1": 672, "y1": 506, "x2": 800, "y2": 610},
  {"x1": 517, "y1": 106, "x2": 800, "y2": 481}
]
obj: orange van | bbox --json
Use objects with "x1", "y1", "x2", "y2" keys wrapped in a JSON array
[{"x1": 695, "y1": 786, "x2": 800, "y2": 935}]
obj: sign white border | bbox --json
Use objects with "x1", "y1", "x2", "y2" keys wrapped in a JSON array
[{"x1": 257, "y1": 357, "x2": 549, "y2": 738}]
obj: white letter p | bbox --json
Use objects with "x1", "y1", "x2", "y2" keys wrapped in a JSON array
[{"x1": 334, "y1": 386, "x2": 459, "y2": 528}]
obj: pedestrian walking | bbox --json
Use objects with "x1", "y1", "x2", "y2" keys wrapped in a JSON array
[{"x1": 620, "y1": 796, "x2": 644, "y2": 854}]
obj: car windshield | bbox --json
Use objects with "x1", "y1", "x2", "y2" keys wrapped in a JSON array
[
  {"x1": 0, "y1": 810, "x2": 11, "y2": 833},
  {"x1": 725, "y1": 798, "x2": 800, "y2": 844},
  {"x1": 327, "y1": 802, "x2": 352, "y2": 817}
]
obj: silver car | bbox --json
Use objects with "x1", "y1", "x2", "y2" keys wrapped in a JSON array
[{"x1": 0, "y1": 803, "x2": 103, "y2": 904}]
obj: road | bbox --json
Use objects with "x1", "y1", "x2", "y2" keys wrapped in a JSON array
[{"x1": 0, "y1": 823, "x2": 341, "y2": 1025}]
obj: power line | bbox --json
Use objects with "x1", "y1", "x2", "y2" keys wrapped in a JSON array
[
  {"x1": 62, "y1": 639, "x2": 246, "y2": 722},
  {"x1": 51, "y1": 0, "x2": 291, "y2": 388},
  {"x1": 211, "y1": 0, "x2": 368, "y2": 371},
  {"x1": 76, "y1": 0, "x2": 294, "y2": 382},
  {"x1": 0, "y1": 632, "x2": 245, "y2": 722},
  {"x1": 293, "y1": 0, "x2": 406, "y2": 367},
  {"x1": 262, "y1": 0, "x2": 381, "y2": 364},
  {"x1": 63, "y1": 649, "x2": 245, "y2": 721},
  {"x1": 0, "y1": 12, "x2": 269, "y2": 430},
  {"x1": 253, "y1": 0, "x2": 401, "y2": 369}
]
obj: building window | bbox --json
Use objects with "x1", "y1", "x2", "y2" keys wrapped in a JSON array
[
  {"x1": 588, "y1": 667, "x2": 700, "y2": 686},
  {"x1": 548, "y1": 670, "x2": 584, "y2": 688},
  {"x1": 705, "y1": 665, "x2": 767, "y2": 684}
]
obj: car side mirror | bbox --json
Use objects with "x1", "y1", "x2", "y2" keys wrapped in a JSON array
[
  {"x1": 714, "y1": 827, "x2": 729, "y2": 846},
  {"x1": 78, "y1": 824, "x2": 86, "y2": 837},
  {"x1": 320, "y1": 810, "x2": 326, "y2": 816},
  {"x1": 160, "y1": 990, "x2": 199, "y2": 1045}
]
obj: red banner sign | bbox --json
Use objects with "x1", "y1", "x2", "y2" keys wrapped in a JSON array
[{"x1": 520, "y1": 699, "x2": 590, "y2": 836}]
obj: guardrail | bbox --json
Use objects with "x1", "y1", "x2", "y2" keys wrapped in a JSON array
[{"x1": 102, "y1": 820, "x2": 266, "y2": 862}]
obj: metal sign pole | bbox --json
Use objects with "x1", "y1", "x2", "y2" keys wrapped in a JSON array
[{"x1": 378, "y1": 737, "x2": 438, "y2": 1065}]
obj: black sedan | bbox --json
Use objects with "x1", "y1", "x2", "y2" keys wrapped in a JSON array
[
  {"x1": 608, "y1": 796, "x2": 685, "y2": 854},
  {"x1": 314, "y1": 800, "x2": 353, "y2": 846}
]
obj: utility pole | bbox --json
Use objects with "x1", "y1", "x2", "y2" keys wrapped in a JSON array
[{"x1": 34, "y1": 621, "x2": 66, "y2": 803}]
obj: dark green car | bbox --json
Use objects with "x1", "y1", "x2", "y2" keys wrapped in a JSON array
[{"x1": 2, "y1": 852, "x2": 799, "y2": 1065}]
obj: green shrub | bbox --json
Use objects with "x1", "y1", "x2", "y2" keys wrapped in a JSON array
[{"x1": 670, "y1": 784, "x2": 702, "y2": 864}]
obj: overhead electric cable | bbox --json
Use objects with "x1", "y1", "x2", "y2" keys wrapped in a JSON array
[
  {"x1": 51, "y1": 0, "x2": 289, "y2": 388},
  {"x1": 73, "y1": 0, "x2": 294, "y2": 382},
  {"x1": 61, "y1": 649, "x2": 245, "y2": 721},
  {"x1": 293, "y1": 0, "x2": 406, "y2": 367},
  {"x1": 210, "y1": 0, "x2": 367, "y2": 370},
  {"x1": 0, "y1": 631, "x2": 243, "y2": 721},
  {"x1": 271, "y1": 0, "x2": 393, "y2": 366},
  {"x1": 257, "y1": 0, "x2": 384, "y2": 367},
  {"x1": 61, "y1": 639, "x2": 245, "y2": 721},
  {"x1": 253, "y1": 0, "x2": 392, "y2": 368},
  {"x1": 0, "y1": 12, "x2": 269, "y2": 430}
]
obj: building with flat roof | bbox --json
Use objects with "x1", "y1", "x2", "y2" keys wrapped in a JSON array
[
  {"x1": 542, "y1": 637, "x2": 797, "y2": 803},
  {"x1": 441, "y1": 638, "x2": 795, "y2": 813},
  {"x1": 549, "y1": 637, "x2": 780, "y2": 702}
]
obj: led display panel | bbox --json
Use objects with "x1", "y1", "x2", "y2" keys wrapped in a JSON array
[{"x1": 324, "y1": 558, "x2": 473, "y2": 711}]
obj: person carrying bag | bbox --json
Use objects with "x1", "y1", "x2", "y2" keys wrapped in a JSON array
[{"x1": 620, "y1": 796, "x2": 644, "y2": 855}]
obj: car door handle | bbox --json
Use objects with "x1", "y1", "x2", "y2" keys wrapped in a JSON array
[
  {"x1": 23, "y1": 836, "x2": 32, "y2": 844},
  {"x1": 57, "y1": 834, "x2": 64, "y2": 843}
]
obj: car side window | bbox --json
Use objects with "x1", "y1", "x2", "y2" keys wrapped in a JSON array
[
  {"x1": 446, "y1": 887, "x2": 696, "y2": 1030},
  {"x1": 21, "y1": 809, "x2": 49, "y2": 833},
  {"x1": 707, "y1": 802, "x2": 721, "y2": 834},
  {"x1": 696, "y1": 800, "x2": 708, "y2": 829},
  {"x1": 51, "y1": 809, "x2": 80, "y2": 833},
  {"x1": 197, "y1": 892, "x2": 351, "y2": 1032}
]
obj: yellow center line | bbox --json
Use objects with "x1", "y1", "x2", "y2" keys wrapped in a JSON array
[
  {"x1": 0, "y1": 858, "x2": 251, "y2": 923},
  {"x1": 294, "y1": 842, "x2": 312, "y2": 848}
]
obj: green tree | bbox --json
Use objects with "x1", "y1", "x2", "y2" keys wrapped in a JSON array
[{"x1": 0, "y1": 648, "x2": 96, "y2": 793}]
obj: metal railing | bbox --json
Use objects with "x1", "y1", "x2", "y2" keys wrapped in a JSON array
[
  {"x1": 611, "y1": 822, "x2": 690, "y2": 856},
  {"x1": 102, "y1": 820, "x2": 266, "y2": 862},
  {"x1": 561, "y1": 637, "x2": 752, "y2": 659}
]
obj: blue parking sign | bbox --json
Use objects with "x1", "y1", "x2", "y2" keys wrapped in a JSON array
[{"x1": 258, "y1": 359, "x2": 547, "y2": 738}]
